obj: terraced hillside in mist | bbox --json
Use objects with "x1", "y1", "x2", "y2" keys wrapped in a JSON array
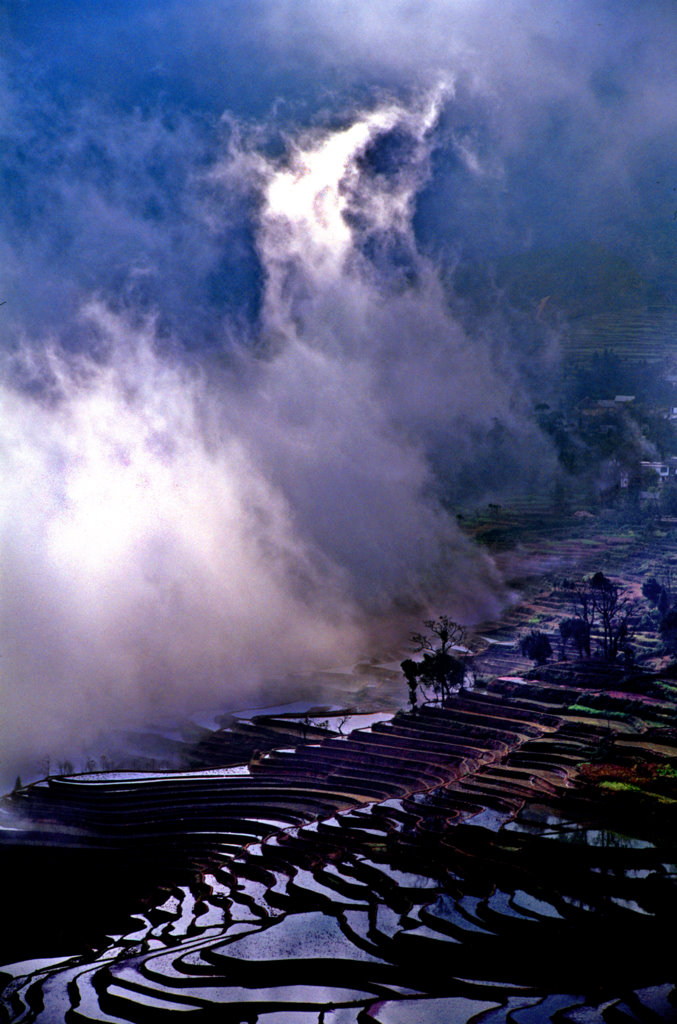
[
  {"x1": 1, "y1": 674, "x2": 676, "y2": 1023},
  {"x1": 3, "y1": 517, "x2": 677, "y2": 1022},
  {"x1": 566, "y1": 307, "x2": 677, "y2": 366}
]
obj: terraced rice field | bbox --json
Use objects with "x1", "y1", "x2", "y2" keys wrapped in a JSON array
[
  {"x1": 3, "y1": 521, "x2": 677, "y2": 1022},
  {"x1": 565, "y1": 307, "x2": 677, "y2": 366},
  {"x1": 1, "y1": 679, "x2": 676, "y2": 1023},
  {"x1": 462, "y1": 511, "x2": 677, "y2": 680}
]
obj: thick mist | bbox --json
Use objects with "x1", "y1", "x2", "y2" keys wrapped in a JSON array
[
  {"x1": 0, "y1": 307, "x2": 361, "y2": 768},
  {"x1": 1, "y1": 93, "x2": 529, "y2": 776},
  {"x1": 1, "y1": 1, "x2": 676, "y2": 778}
]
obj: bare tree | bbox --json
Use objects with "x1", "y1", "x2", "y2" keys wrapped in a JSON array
[
  {"x1": 561, "y1": 573, "x2": 635, "y2": 663},
  {"x1": 410, "y1": 615, "x2": 467, "y2": 659},
  {"x1": 402, "y1": 616, "x2": 469, "y2": 703},
  {"x1": 589, "y1": 572, "x2": 633, "y2": 662}
]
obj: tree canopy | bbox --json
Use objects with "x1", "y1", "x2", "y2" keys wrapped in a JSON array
[
  {"x1": 401, "y1": 616, "x2": 468, "y2": 707},
  {"x1": 520, "y1": 630, "x2": 553, "y2": 665}
]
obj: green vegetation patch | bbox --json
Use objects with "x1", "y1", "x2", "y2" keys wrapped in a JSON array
[
  {"x1": 568, "y1": 703, "x2": 628, "y2": 720},
  {"x1": 599, "y1": 780, "x2": 677, "y2": 805},
  {"x1": 599, "y1": 780, "x2": 643, "y2": 794},
  {"x1": 655, "y1": 681, "x2": 677, "y2": 699}
]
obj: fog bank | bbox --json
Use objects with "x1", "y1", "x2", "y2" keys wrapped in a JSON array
[{"x1": 2, "y1": 1, "x2": 674, "y2": 777}]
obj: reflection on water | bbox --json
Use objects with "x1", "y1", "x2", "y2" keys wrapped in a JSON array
[
  {"x1": 505, "y1": 802, "x2": 655, "y2": 848},
  {"x1": 4, "y1": 790, "x2": 672, "y2": 1021},
  {"x1": 2, "y1": 696, "x2": 676, "y2": 1021}
]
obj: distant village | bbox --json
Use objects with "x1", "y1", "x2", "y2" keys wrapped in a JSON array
[
  {"x1": 535, "y1": 340, "x2": 677, "y2": 511},
  {"x1": 581, "y1": 393, "x2": 677, "y2": 491}
]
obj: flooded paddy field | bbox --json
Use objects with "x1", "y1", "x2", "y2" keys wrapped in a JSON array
[
  {"x1": 3, "y1": 524, "x2": 677, "y2": 1022},
  {"x1": 1, "y1": 674, "x2": 676, "y2": 1023}
]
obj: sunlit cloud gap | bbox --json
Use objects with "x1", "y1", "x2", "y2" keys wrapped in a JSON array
[{"x1": 1, "y1": 86, "x2": 551, "y2": 777}]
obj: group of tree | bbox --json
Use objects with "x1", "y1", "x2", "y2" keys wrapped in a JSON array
[
  {"x1": 404, "y1": 569, "x2": 677, "y2": 706},
  {"x1": 401, "y1": 615, "x2": 468, "y2": 709},
  {"x1": 521, "y1": 571, "x2": 636, "y2": 667},
  {"x1": 561, "y1": 571, "x2": 635, "y2": 663},
  {"x1": 520, "y1": 567, "x2": 677, "y2": 669}
]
